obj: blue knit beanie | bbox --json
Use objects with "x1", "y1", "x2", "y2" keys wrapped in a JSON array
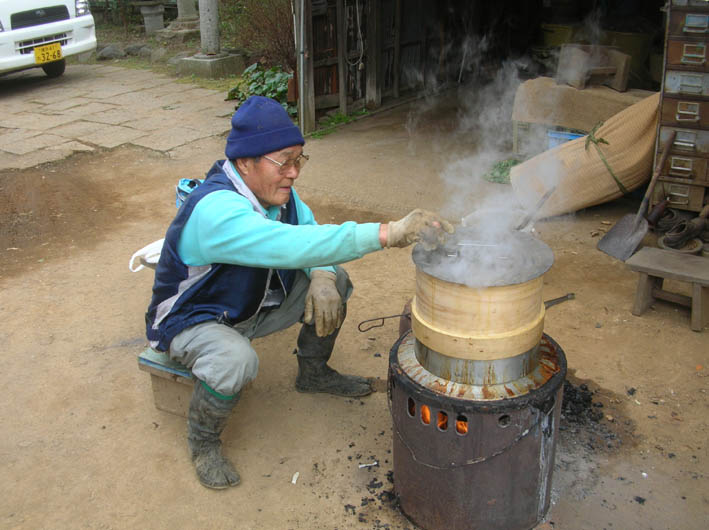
[{"x1": 225, "y1": 96, "x2": 304, "y2": 159}]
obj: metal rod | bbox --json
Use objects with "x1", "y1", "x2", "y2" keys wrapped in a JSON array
[
  {"x1": 544, "y1": 293, "x2": 575, "y2": 309},
  {"x1": 358, "y1": 313, "x2": 411, "y2": 332}
]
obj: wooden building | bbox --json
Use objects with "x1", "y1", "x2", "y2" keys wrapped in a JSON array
[{"x1": 294, "y1": 0, "x2": 665, "y2": 134}]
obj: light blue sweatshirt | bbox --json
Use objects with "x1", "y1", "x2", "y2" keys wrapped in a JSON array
[{"x1": 177, "y1": 165, "x2": 383, "y2": 275}]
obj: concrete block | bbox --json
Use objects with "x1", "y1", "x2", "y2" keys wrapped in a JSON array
[
  {"x1": 141, "y1": 5, "x2": 165, "y2": 36},
  {"x1": 176, "y1": 53, "x2": 246, "y2": 79}
]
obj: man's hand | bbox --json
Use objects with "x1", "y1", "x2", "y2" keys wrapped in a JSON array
[
  {"x1": 303, "y1": 270, "x2": 344, "y2": 337},
  {"x1": 385, "y1": 209, "x2": 454, "y2": 250}
]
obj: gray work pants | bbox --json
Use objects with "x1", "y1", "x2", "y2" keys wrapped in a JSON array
[{"x1": 168, "y1": 267, "x2": 352, "y2": 396}]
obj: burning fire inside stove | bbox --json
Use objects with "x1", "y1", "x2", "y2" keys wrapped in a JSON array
[{"x1": 387, "y1": 227, "x2": 567, "y2": 530}]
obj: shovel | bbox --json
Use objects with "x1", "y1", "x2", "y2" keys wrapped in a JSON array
[{"x1": 597, "y1": 131, "x2": 677, "y2": 261}]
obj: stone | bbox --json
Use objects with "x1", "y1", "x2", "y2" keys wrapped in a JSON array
[
  {"x1": 141, "y1": 4, "x2": 165, "y2": 36},
  {"x1": 97, "y1": 44, "x2": 126, "y2": 60},
  {"x1": 176, "y1": 53, "x2": 246, "y2": 79},
  {"x1": 177, "y1": 0, "x2": 199, "y2": 20},
  {"x1": 155, "y1": 28, "x2": 200, "y2": 43},
  {"x1": 139, "y1": 46, "x2": 153, "y2": 59},
  {"x1": 125, "y1": 43, "x2": 148, "y2": 56},
  {"x1": 168, "y1": 51, "x2": 194, "y2": 66},
  {"x1": 150, "y1": 48, "x2": 168, "y2": 63}
]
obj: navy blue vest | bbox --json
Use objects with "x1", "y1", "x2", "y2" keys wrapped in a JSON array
[{"x1": 145, "y1": 161, "x2": 299, "y2": 351}]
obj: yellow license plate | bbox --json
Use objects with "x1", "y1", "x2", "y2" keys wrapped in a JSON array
[{"x1": 34, "y1": 42, "x2": 63, "y2": 65}]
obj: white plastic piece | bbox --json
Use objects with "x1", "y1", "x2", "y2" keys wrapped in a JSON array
[{"x1": 129, "y1": 239, "x2": 164, "y2": 272}]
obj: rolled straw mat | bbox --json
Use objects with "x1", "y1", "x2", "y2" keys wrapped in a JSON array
[{"x1": 510, "y1": 91, "x2": 660, "y2": 218}]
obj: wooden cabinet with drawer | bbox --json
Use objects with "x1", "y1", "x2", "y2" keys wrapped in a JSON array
[
  {"x1": 659, "y1": 125, "x2": 709, "y2": 155},
  {"x1": 653, "y1": 179, "x2": 706, "y2": 210},
  {"x1": 660, "y1": 97, "x2": 709, "y2": 127},
  {"x1": 656, "y1": 151, "x2": 709, "y2": 183},
  {"x1": 668, "y1": 9, "x2": 709, "y2": 37},
  {"x1": 654, "y1": 1, "x2": 709, "y2": 213},
  {"x1": 666, "y1": 40, "x2": 709, "y2": 71}
]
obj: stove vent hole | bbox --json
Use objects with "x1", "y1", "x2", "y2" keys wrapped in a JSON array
[
  {"x1": 407, "y1": 397, "x2": 415, "y2": 417},
  {"x1": 421, "y1": 405, "x2": 431, "y2": 425},
  {"x1": 455, "y1": 415, "x2": 468, "y2": 435},
  {"x1": 437, "y1": 411, "x2": 448, "y2": 431},
  {"x1": 498, "y1": 414, "x2": 511, "y2": 428}
]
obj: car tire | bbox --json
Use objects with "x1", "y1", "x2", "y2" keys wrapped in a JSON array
[{"x1": 42, "y1": 59, "x2": 66, "y2": 78}]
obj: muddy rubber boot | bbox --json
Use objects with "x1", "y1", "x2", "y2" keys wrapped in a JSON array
[
  {"x1": 187, "y1": 381, "x2": 241, "y2": 489},
  {"x1": 294, "y1": 317, "x2": 372, "y2": 397}
]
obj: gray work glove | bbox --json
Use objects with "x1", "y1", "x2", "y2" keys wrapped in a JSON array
[
  {"x1": 303, "y1": 270, "x2": 345, "y2": 337},
  {"x1": 387, "y1": 209, "x2": 455, "y2": 250}
]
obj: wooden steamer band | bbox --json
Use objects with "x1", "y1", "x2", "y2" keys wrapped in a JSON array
[{"x1": 411, "y1": 269, "x2": 546, "y2": 361}]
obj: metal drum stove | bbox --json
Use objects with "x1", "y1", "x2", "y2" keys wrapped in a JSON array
[{"x1": 388, "y1": 227, "x2": 567, "y2": 530}]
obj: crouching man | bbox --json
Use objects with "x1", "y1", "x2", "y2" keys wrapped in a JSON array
[{"x1": 145, "y1": 96, "x2": 453, "y2": 488}]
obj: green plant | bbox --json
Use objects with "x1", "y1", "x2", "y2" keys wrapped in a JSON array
[
  {"x1": 226, "y1": 63, "x2": 295, "y2": 115},
  {"x1": 482, "y1": 158, "x2": 521, "y2": 184},
  {"x1": 310, "y1": 110, "x2": 369, "y2": 139}
]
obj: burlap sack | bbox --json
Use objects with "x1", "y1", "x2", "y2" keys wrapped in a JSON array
[{"x1": 510, "y1": 92, "x2": 660, "y2": 218}]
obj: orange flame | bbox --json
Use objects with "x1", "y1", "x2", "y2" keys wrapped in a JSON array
[
  {"x1": 420, "y1": 405, "x2": 431, "y2": 424},
  {"x1": 437, "y1": 412, "x2": 448, "y2": 430},
  {"x1": 456, "y1": 419, "x2": 468, "y2": 435}
]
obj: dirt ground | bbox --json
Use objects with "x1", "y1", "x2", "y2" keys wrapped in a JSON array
[{"x1": 1, "y1": 93, "x2": 707, "y2": 530}]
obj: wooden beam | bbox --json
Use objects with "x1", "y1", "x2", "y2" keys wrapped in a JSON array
[
  {"x1": 336, "y1": 0, "x2": 347, "y2": 114},
  {"x1": 295, "y1": 0, "x2": 316, "y2": 133},
  {"x1": 366, "y1": 0, "x2": 381, "y2": 108},
  {"x1": 304, "y1": 0, "x2": 316, "y2": 133}
]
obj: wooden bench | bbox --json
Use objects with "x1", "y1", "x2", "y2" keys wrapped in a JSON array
[
  {"x1": 138, "y1": 348, "x2": 194, "y2": 418},
  {"x1": 626, "y1": 247, "x2": 709, "y2": 332}
]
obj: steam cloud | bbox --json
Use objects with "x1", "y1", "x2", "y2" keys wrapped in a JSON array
[{"x1": 403, "y1": 35, "x2": 581, "y2": 285}]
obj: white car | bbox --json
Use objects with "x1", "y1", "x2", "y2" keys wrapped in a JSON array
[{"x1": 0, "y1": 0, "x2": 96, "y2": 78}]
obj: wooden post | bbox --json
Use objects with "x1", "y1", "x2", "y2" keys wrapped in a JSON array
[
  {"x1": 295, "y1": 0, "x2": 316, "y2": 133},
  {"x1": 393, "y1": 0, "x2": 401, "y2": 98},
  {"x1": 304, "y1": 0, "x2": 315, "y2": 132},
  {"x1": 336, "y1": 0, "x2": 347, "y2": 114},
  {"x1": 366, "y1": 0, "x2": 381, "y2": 108}
]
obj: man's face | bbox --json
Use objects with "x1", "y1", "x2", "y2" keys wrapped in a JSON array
[{"x1": 237, "y1": 145, "x2": 303, "y2": 208}]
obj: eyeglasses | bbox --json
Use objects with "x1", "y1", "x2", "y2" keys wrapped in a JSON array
[{"x1": 262, "y1": 153, "x2": 309, "y2": 173}]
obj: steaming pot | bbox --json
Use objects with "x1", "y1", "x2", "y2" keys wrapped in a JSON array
[
  {"x1": 388, "y1": 227, "x2": 566, "y2": 530},
  {"x1": 411, "y1": 228, "x2": 554, "y2": 387}
]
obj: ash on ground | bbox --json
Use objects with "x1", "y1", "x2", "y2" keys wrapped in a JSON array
[
  {"x1": 560, "y1": 378, "x2": 628, "y2": 452},
  {"x1": 553, "y1": 376, "x2": 636, "y2": 503}
]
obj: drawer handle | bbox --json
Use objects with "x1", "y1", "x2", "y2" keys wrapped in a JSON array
[
  {"x1": 681, "y1": 44, "x2": 706, "y2": 65},
  {"x1": 674, "y1": 130, "x2": 698, "y2": 150},
  {"x1": 675, "y1": 139, "x2": 697, "y2": 149},
  {"x1": 684, "y1": 14, "x2": 709, "y2": 33},
  {"x1": 667, "y1": 184, "x2": 690, "y2": 205},
  {"x1": 679, "y1": 77, "x2": 703, "y2": 94},
  {"x1": 676, "y1": 113, "x2": 700, "y2": 122},
  {"x1": 669, "y1": 157, "x2": 693, "y2": 176},
  {"x1": 676, "y1": 101, "x2": 701, "y2": 122}
]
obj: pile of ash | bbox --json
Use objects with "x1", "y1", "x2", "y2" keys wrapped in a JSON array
[
  {"x1": 561, "y1": 381, "x2": 605, "y2": 424},
  {"x1": 559, "y1": 380, "x2": 623, "y2": 452}
]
